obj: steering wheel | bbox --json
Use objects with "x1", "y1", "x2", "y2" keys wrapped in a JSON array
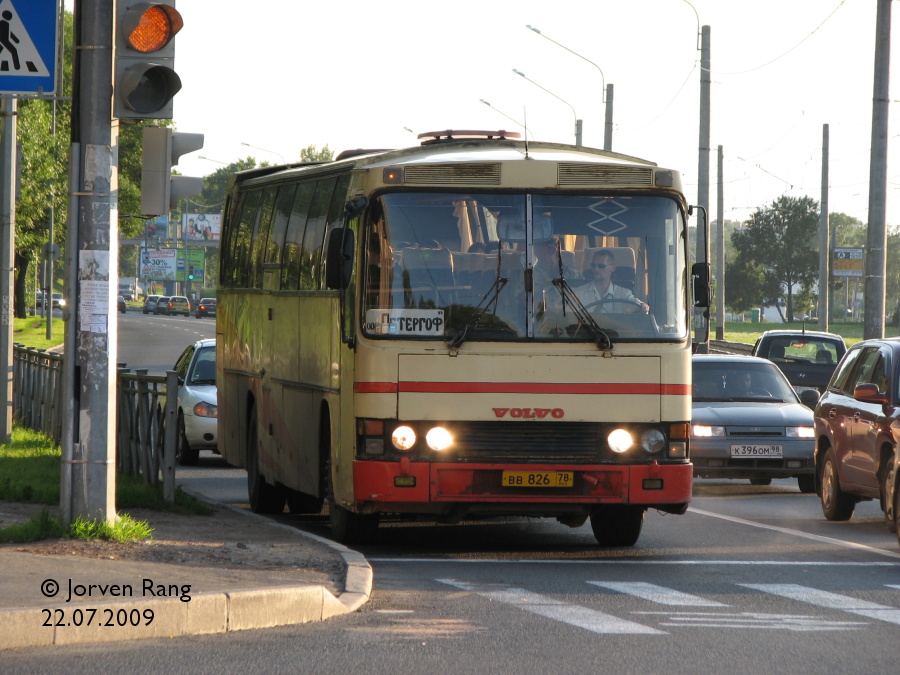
[{"x1": 583, "y1": 297, "x2": 645, "y2": 313}]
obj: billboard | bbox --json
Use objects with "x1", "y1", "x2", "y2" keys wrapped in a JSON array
[
  {"x1": 141, "y1": 248, "x2": 205, "y2": 282},
  {"x1": 182, "y1": 213, "x2": 220, "y2": 241}
]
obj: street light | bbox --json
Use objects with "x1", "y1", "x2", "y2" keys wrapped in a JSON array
[
  {"x1": 478, "y1": 99, "x2": 532, "y2": 139},
  {"x1": 240, "y1": 141, "x2": 286, "y2": 164},
  {"x1": 512, "y1": 69, "x2": 582, "y2": 146},
  {"x1": 198, "y1": 156, "x2": 227, "y2": 165},
  {"x1": 526, "y1": 24, "x2": 613, "y2": 151}
]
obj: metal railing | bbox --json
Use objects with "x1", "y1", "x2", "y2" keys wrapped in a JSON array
[{"x1": 13, "y1": 344, "x2": 179, "y2": 500}]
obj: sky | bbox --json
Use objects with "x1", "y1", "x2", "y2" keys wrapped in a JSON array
[{"x1": 117, "y1": 1, "x2": 900, "y2": 225}]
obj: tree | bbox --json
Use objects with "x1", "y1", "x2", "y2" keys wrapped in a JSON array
[
  {"x1": 300, "y1": 144, "x2": 333, "y2": 162},
  {"x1": 723, "y1": 254, "x2": 781, "y2": 314},
  {"x1": 731, "y1": 195, "x2": 820, "y2": 321}
]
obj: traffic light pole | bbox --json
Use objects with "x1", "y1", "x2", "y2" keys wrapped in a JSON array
[{"x1": 61, "y1": 0, "x2": 118, "y2": 525}]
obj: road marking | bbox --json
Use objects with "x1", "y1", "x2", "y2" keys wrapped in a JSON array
[
  {"x1": 689, "y1": 507, "x2": 900, "y2": 560},
  {"x1": 650, "y1": 612, "x2": 866, "y2": 632},
  {"x1": 437, "y1": 578, "x2": 665, "y2": 634},
  {"x1": 587, "y1": 581, "x2": 727, "y2": 606},
  {"x1": 741, "y1": 584, "x2": 900, "y2": 626}
]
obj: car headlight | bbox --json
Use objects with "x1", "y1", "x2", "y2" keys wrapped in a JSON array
[
  {"x1": 425, "y1": 426, "x2": 453, "y2": 451},
  {"x1": 693, "y1": 425, "x2": 725, "y2": 437},
  {"x1": 193, "y1": 402, "x2": 217, "y2": 418},
  {"x1": 640, "y1": 429, "x2": 666, "y2": 454},
  {"x1": 786, "y1": 426, "x2": 814, "y2": 438},
  {"x1": 391, "y1": 425, "x2": 417, "y2": 451},
  {"x1": 607, "y1": 428, "x2": 634, "y2": 454}
]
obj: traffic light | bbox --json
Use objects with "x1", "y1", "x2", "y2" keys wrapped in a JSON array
[
  {"x1": 114, "y1": 1, "x2": 184, "y2": 119},
  {"x1": 141, "y1": 126, "x2": 204, "y2": 215},
  {"x1": 187, "y1": 265, "x2": 194, "y2": 280}
]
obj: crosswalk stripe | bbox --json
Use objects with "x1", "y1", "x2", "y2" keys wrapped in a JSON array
[
  {"x1": 437, "y1": 578, "x2": 665, "y2": 634},
  {"x1": 586, "y1": 581, "x2": 728, "y2": 607},
  {"x1": 741, "y1": 584, "x2": 900, "y2": 626}
]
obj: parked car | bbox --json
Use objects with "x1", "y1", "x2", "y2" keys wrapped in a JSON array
[
  {"x1": 692, "y1": 354, "x2": 816, "y2": 492},
  {"x1": 165, "y1": 296, "x2": 191, "y2": 316},
  {"x1": 170, "y1": 338, "x2": 218, "y2": 465},
  {"x1": 153, "y1": 296, "x2": 171, "y2": 315},
  {"x1": 195, "y1": 298, "x2": 216, "y2": 318},
  {"x1": 143, "y1": 295, "x2": 162, "y2": 314},
  {"x1": 117, "y1": 296, "x2": 126, "y2": 313},
  {"x1": 51, "y1": 293, "x2": 65, "y2": 309},
  {"x1": 752, "y1": 330, "x2": 847, "y2": 399},
  {"x1": 813, "y1": 337, "x2": 900, "y2": 539}
]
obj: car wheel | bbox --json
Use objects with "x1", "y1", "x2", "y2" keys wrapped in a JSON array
[
  {"x1": 749, "y1": 478, "x2": 772, "y2": 486},
  {"x1": 590, "y1": 506, "x2": 645, "y2": 547},
  {"x1": 884, "y1": 460, "x2": 897, "y2": 534},
  {"x1": 246, "y1": 404, "x2": 285, "y2": 514},
  {"x1": 797, "y1": 474, "x2": 816, "y2": 494},
  {"x1": 820, "y1": 448, "x2": 855, "y2": 521},
  {"x1": 175, "y1": 413, "x2": 199, "y2": 466}
]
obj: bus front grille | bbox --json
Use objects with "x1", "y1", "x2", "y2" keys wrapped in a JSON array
[{"x1": 452, "y1": 421, "x2": 600, "y2": 460}]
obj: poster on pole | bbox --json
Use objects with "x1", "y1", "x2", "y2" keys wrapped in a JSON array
[
  {"x1": 182, "y1": 213, "x2": 221, "y2": 241},
  {"x1": 833, "y1": 247, "x2": 864, "y2": 277}
]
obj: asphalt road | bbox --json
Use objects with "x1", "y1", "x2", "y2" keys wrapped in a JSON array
[{"x1": 117, "y1": 307, "x2": 216, "y2": 374}]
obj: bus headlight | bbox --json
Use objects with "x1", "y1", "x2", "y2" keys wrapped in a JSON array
[
  {"x1": 391, "y1": 425, "x2": 417, "y2": 451},
  {"x1": 425, "y1": 426, "x2": 453, "y2": 451},
  {"x1": 640, "y1": 429, "x2": 666, "y2": 454},
  {"x1": 608, "y1": 428, "x2": 634, "y2": 454}
]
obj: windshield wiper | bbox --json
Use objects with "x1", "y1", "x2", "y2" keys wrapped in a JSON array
[
  {"x1": 449, "y1": 246, "x2": 508, "y2": 349},
  {"x1": 550, "y1": 277, "x2": 613, "y2": 350}
]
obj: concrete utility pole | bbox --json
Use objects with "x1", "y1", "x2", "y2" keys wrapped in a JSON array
[
  {"x1": 716, "y1": 145, "x2": 725, "y2": 340},
  {"x1": 604, "y1": 84, "x2": 614, "y2": 151},
  {"x1": 0, "y1": 96, "x2": 15, "y2": 443},
  {"x1": 864, "y1": 0, "x2": 891, "y2": 340},
  {"x1": 61, "y1": 0, "x2": 118, "y2": 525},
  {"x1": 696, "y1": 25, "x2": 711, "y2": 265},
  {"x1": 818, "y1": 124, "x2": 830, "y2": 332}
]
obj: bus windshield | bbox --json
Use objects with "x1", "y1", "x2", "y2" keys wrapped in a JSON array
[{"x1": 362, "y1": 192, "x2": 687, "y2": 343}]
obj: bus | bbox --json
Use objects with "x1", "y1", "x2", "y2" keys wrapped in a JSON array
[{"x1": 217, "y1": 130, "x2": 710, "y2": 545}]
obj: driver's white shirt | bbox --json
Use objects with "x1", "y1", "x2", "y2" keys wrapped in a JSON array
[{"x1": 572, "y1": 280, "x2": 635, "y2": 311}]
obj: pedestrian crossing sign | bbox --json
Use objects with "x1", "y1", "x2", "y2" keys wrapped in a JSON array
[{"x1": 0, "y1": 0, "x2": 57, "y2": 95}]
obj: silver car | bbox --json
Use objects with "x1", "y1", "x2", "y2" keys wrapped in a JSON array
[
  {"x1": 691, "y1": 354, "x2": 816, "y2": 493},
  {"x1": 171, "y1": 338, "x2": 218, "y2": 465}
]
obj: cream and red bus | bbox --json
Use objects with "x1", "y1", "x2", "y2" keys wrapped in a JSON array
[{"x1": 217, "y1": 130, "x2": 709, "y2": 545}]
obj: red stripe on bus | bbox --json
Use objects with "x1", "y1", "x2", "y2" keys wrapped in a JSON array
[{"x1": 356, "y1": 382, "x2": 691, "y2": 395}]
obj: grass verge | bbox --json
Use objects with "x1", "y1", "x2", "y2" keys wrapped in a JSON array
[{"x1": 0, "y1": 426, "x2": 213, "y2": 544}]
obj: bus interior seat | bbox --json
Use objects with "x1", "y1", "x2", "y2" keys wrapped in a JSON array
[{"x1": 400, "y1": 247, "x2": 456, "y2": 307}]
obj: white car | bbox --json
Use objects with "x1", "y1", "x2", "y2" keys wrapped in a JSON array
[{"x1": 171, "y1": 338, "x2": 218, "y2": 465}]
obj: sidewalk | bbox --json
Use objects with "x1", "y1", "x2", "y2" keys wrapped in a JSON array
[{"x1": 0, "y1": 495, "x2": 372, "y2": 650}]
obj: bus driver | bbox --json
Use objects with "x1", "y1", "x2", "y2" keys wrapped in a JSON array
[{"x1": 573, "y1": 249, "x2": 648, "y2": 314}]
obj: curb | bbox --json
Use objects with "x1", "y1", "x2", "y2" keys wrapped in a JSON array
[{"x1": 0, "y1": 495, "x2": 372, "y2": 650}]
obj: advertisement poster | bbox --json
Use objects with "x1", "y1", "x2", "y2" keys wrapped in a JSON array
[
  {"x1": 182, "y1": 213, "x2": 220, "y2": 241},
  {"x1": 140, "y1": 248, "x2": 177, "y2": 281}
]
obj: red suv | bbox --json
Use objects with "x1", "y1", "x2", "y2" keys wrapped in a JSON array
[{"x1": 813, "y1": 337, "x2": 900, "y2": 546}]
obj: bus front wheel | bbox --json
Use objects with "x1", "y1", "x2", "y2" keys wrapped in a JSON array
[
  {"x1": 590, "y1": 506, "x2": 645, "y2": 547},
  {"x1": 246, "y1": 405, "x2": 285, "y2": 514}
]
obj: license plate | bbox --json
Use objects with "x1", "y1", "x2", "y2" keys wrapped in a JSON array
[
  {"x1": 730, "y1": 444, "x2": 783, "y2": 458},
  {"x1": 501, "y1": 471, "x2": 574, "y2": 488}
]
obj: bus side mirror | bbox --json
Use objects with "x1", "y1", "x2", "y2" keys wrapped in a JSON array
[
  {"x1": 325, "y1": 227, "x2": 355, "y2": 290},
  {"x1": 692, "y1": 262, "x2": 710, "y2": 308}
]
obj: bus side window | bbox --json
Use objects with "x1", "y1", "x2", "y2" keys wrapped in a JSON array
[{"x1": 281, "y1": 182, "x2": 315, "y2": 291}]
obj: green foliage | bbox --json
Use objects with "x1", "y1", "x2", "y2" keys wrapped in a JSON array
[
  {"x1": 69, "y1": 513, "x2": 154, "y2": 542},
  {"x1": 300, "y1": 144, "x2": 334, "y2": 162},
  {"x1": 0, "y1": 427, "x2": 62, "y2": 503},
  {"x1": 13, "y1": 316, "x2": 65, "y2": 350},
  {"x1": 731, "y1": 195, "x2": 820, "y2": 321},
  {"x1": 0, "y1": 510, "x2": 66, "y2": 543},
  {"x1": 117, "y1": 473, "x2": 214, "y2": 515},
  {"x1": 723, "y1": 255, "x2": 780, "y2": 314}
]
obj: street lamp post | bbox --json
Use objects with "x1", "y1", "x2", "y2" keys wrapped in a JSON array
[
  {"x1": 512, "y1": 69, "x2": 582, "y2": 146},
  {"x1": 240, "y1": 141, "x2": 286, "y2": 164},
  {"x1": 479, "y1": 99, "x2": 531, "y2": 139},
  {"x1": 526, "y1": 25, "x2": 612, "y2": 151}
]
